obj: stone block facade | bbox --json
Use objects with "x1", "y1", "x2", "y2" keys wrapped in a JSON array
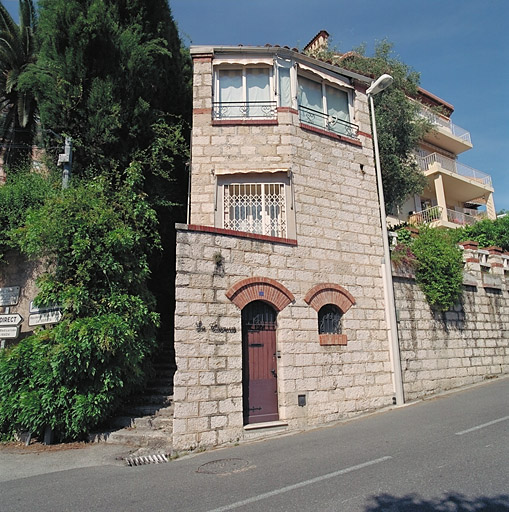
[
  {"x1": 173, "y1": 226, "x2": 393, "y2": 451},
  {"x1": 173, "y1": 46, "x2": 394, "y2": 451},
  {"x1": 173, "y1": 44, "x2": 508, "y2": 452}
]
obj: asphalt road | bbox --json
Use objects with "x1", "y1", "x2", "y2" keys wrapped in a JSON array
[{"x1": 1, "y1": 377, "x2": 508, "y2": 512}]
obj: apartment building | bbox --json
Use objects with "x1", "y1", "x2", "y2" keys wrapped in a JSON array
[{"x1": 389, "y1": 87, "x2": 496, "y2": 227}]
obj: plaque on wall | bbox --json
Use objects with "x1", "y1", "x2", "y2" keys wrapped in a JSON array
[{"x1": 0, "y1": 286, "x2": 21, "y2": 307}]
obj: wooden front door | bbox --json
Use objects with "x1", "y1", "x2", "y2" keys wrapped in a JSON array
[{"x1": 242, "y1": 301, "x2": 279, "y2": 424}]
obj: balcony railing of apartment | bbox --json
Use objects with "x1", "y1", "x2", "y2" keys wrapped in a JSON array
[
  {"x1": 446, "y1": 208, "x2": 478, "y2": 226},
  {"x1": 462, "y1": 207, "x2": 487, "y2": 219},
  {"x1": 419, "y1": 109, "x2": 472, "y2": 144},
  {"x1": 212, "y1": 101, "x2": 277, "y2": 120},
  {"x1": 298, "y1": 105, "x2": 359, "y2": 139},
  {"x1": 417, "y1": 152, "x2": 492, "y2": 187},
  {"x1": 409, "y1": 205, "x2": 483, "y2": 227},
  {"x1": 409, "y1": 206, "x2": 443, "y2": 225}
]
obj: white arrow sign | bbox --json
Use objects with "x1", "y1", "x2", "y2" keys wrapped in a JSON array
[
  {"x1": 0, "y1": 326, "x2": 20, "y2": 339},
  {"x1": 0, "y1": 313, "x2": 23, "y2": 326},
  {"x1": 29, "y1": 301, "x2": 62, "y2": 314},
  {"x1": 29, "y1": 310, "x2": 62, "y2": 327}
]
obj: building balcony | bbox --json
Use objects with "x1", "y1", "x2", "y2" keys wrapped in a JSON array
[
  {"x1": 418, "y1": 152, "x2": 492, "y2": 189},
  {"x1": 212, "y1": 101, "x2": 277, "y2": 121},
  {"x1": 298, "y1": 105, "x2": 359, "y2": 139},
  {"x1": 409, "y1": 205, "x2": 487, "y2": 228},
  {"x1": 419, "y1": 109, "x2": 473, "y2": 155}
]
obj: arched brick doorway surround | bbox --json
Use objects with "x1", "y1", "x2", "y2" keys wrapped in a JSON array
[
  {"x1": 226, "y1": 277, "x2": 294, "y2": 425},
  {"x1": 226, "y1": 277, "x2": 294, "y2": 311}
]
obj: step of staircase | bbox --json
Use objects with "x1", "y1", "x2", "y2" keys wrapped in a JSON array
[
  {"x1": 89, "y1": 340, "x2": 176, "y2": 452},
  {"x1": 89, "y1": 402, "x2": 174, "y2": 451}
]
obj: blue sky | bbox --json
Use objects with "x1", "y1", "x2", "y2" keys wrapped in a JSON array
[
  {"x1": 5, "y1": 0, "x2": 508, "y2": 211},
  {"x1": 170, "y1": 0, "x2": 508, "y2": 212}
]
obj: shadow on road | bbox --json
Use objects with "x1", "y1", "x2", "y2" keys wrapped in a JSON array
[{"x1": 365, "y1": 492, "x2": 509, "y2": 511}]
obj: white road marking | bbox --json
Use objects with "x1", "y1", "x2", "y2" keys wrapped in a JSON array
[
  {"x1": 455, "y1": 415, "x2": 509, "y2": 436},
  {"x1": 206, "y1": 456, "x2": 392, "y2": 512}
]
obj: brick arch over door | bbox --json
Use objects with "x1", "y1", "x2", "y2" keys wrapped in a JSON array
[
  {"x1": 304, "y1": 283, "x2": 356, "y2": 313},
  {"x1": 226, "y1": 277, "x2": 295, "y2": 312}
]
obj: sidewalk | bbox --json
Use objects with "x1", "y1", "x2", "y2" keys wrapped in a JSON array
[{"x1": 0, "y1": 441, "x2": 132, "y2": 483}]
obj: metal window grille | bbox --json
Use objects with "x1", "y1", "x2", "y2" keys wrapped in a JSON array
[
  {"x1": 243, "y1": 301, "x2": 277, "y2": 331},
  {"x1": 224, "y1": 183, "x2": 286, "y2": 238},
  {"x1": 318, "y1": 304, "x2": 342, "y2": 335}
]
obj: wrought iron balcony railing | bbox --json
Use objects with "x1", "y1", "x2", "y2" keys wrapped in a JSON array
[
  {"x1": 212, "y1": 101, "x2": 277, "y2": 120},
  {"x1": 298, "y1": 105, "x2": 359, "y2": 139},
  {"x1": 419, "y1": 109, "x2": 472, "y2": 144},
  {"x1": 417, "y1": 152, "x2": 492, "y2": 188}
]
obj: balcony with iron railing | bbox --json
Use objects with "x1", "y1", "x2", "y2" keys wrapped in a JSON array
[
  {"x1": 212, "y1": 101, "x2": 277, "y2": 121},
  {"x1": 298, "y1": 105, "x2": 359, "y2": 139},
  {"x1": 419, "y1": 108, "x2": 472, "y2": 154},
  {"x1": 408, "y1": 205, "x2": 485, "y2": 227},
  {"x1": 417, "y1": 152, "x2": 492, "y2": 188}
]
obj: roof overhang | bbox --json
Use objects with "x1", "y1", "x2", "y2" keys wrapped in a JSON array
[{"x1": 190, "y1": 45, "x2": 372, "y2": 84}]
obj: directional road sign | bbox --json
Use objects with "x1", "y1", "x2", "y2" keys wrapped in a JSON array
[
  {"x1": 29, "y1": 302, "x2": 62, "y2": 314},
  {"x1": 0, "y1": 313, "x2": 23, "y2": 326},
  {"x1": 28, "y1": 310, "x2": 62, "y2": 327},
  {"x1": 0, "y1": 326, "x2": 20, "y2": 339}
]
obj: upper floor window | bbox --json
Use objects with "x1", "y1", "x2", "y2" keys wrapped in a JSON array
[
  {"x1": 223, "y1": 182, "x2": 287, "y2": 238},
  {"x1": 298, "y1": 75, "x2": 358, "y2": 138},
  {"x1": 213, "y1": 67, "x2": 277, "y2": 120}
]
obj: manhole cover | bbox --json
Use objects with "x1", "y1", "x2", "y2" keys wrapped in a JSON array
[{"x1": 197, "y1": 458, "x2": 250, "y2": 475}]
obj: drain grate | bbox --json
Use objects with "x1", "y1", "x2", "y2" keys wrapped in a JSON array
[
  {"x1": 125, "y1": 453, "x2": 169, "y2": 466},
  {"x1": 197, "y1": 458, "x2": 250, "y2": 475}
]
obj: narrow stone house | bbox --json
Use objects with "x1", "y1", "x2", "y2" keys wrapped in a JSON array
[{"x1": 172, "y1": 42, "x2": 399, "y2": 451}]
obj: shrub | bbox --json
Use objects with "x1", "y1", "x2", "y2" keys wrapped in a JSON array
[
  {"x1": 0, "y1": 163, "x2": 159, "y2": 441},
  {"x1": 411, "y1": 226, "x2": 463, "y2": 312},
  {"x1": 452, "y1": 216, "x2": 509, "y2": 252}
]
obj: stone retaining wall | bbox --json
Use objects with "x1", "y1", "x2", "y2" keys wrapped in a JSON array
[{"x1": 394, "y1": 242, "x2": 509, "y2": 401}]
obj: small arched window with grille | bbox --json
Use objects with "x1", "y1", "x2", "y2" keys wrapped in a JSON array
[{"x1": 318, "y1": 304, "x2": 342, "y2": 335}]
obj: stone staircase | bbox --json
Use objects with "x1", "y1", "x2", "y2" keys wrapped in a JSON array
[{"x1": 90, "y1": 342, "x2": 176, "y2": 455}]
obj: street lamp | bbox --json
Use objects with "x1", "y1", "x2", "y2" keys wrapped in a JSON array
[{"x1": 367, "y1": 74, "x2": 405, "y2": 406}]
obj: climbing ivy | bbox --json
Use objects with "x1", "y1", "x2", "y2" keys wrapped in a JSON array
[{"x1": 396, "y1": 226, "x2": 464, "y2": 312}]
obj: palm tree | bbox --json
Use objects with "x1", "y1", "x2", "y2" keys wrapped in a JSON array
[{"x1": 0, "y1": 0, "x2": 37, "y2": 172}]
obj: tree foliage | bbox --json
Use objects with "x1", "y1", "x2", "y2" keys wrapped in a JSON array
[
  {"x1": 23, "y1": 0, "x2": 191, "y2": 182},
  {"x1": 0, "y1": 165, "x2": 160, "y2": 440},
  {"x1": 0, "y1": 0, "x2": 192, "y2": 441},
  {"x1": 307, "y1": 39, "x2": 431, "y2": 211},
  {"x1": 0, "y1": 166, "x2": 56, "y2": 260},
  {"x1": 0, "y1": 0, "x2": 38, "y2": 170}
]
